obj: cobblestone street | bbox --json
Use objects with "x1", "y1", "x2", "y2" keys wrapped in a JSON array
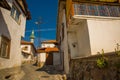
[{"x1": 21, "y1": 63, "x2": 66, "y2": 80}]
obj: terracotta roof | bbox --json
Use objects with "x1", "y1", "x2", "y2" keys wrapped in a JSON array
[
  {"x1": 37, "y1": 48, "x2": 46, "y2": 53},
  {"x1": 37, "y1": 47, "x2": 59, "y2": 53},
  {"x1": 45, "y1": 47, "x2": 59, "y2": 53},
  {"x1": 15, "y1": 0, "x2": 31, "y2": 20},
  {"x1": 21, "y1": 40, "x2": 37, "y2": 52},
  {"x1": 41, "y1": 40, "x2": 58, "y2": 44},
  {"x1": 21, "y1": 40, "x2": 32, "y2": 44}
]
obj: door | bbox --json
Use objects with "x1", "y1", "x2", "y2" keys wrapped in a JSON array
[{"x1": 46, "y1": 53, "x2": 53, "y2": 65}]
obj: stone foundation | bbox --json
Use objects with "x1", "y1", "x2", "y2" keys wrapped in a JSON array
[{"x1": 69, "y1": 53, "x2": 120, "y2": 80}]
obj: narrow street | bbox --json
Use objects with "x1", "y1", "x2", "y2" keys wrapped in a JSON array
[{"x1": 21, "y1": 63, "x2": 66, "y2": 80}]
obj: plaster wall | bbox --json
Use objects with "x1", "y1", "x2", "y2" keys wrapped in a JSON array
[
  {"x1": 0, "y1": 0, "x2": 26, "y2": 69},
  {"x1": 41, "y1": 43, "x2": 56, "y2": 48},
  {"x1": 87, "y1": 19, "x2": 120, "y2": 55},
  {"x1": 68, "y1": 19, "x2": 91, "y2": 58},
  {"x1": 53, "y1": 53, "x2": 60, "y2": 65},
  {"x1": 21, "y1": 53, "x2": 31, "y2": 62},
  {"x1": 38, "y1": 53, "x2": 46, "y2": 62},
  {"x1": 62, "y1": 9, "x2": 70, "y2": 74},
  {"x1": 21, "y1": 45, "x2": 31, "y2": 53}
]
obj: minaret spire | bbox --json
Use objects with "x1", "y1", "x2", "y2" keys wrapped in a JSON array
[{"x1": 30, "y1": 30, "x2": 35, "y2": 43}]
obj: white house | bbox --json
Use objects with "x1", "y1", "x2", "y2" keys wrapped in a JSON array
[
  {"x1": 37, "y1": 40, "x2": 60, "y2": 68},
  {"x1": 0, "y1": 0, "x2": 31, "y2": 69},
  {"x1": 41, "y1": 40, "x2": 57, "y2": 48},
  {"x1": 21, "y1": 40, "x2": 36, "y2": 63},
  {"x1": 57, "y1": 0, "x2": 120, "y2": 74}
]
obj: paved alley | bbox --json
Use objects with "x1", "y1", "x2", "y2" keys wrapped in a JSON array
[{"x1": 21, "y1": 63, "x2": 66, "y2": 80}]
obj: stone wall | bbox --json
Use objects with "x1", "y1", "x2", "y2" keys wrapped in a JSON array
[{"x1": 69, "y1": 53, "x2": 120, "y2": 80}]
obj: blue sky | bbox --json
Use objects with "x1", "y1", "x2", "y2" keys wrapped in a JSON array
[{"x1": 24, "y1": 0, "x2": 58, "y2": 47}]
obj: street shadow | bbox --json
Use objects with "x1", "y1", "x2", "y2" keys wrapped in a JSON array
[
  {"x1": 36, "y1": 65, "x2": 63, "y2": 75},
  {"x1": 40, "y1": 75, "x2": 50, "y2": 78}
]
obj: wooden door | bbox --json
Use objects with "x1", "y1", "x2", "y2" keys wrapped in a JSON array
[{"x1": 46, "y1": 53, "x2": 53, "y2": 65}]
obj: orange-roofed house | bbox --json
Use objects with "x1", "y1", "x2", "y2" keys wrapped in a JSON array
[
  {"x1": 21, "y1": 40, "x2": 37, "y2": 63},
  {"x1": 37, "y1": 40, "x2": 61, "y2": 69},
  {"x1": 41, "y1": 40, "x2": 58, "y2": 48}
]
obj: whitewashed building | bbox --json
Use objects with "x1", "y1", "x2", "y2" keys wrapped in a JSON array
[
  {"x1": 0, "y1": 0, "x2": 31, "y2": 69},
  {"x1": 37, "y1": 40, "x2": 60, "y2": 68},
  {"x1": 57, "y1": 0, "x2": 120, "y2": 74},
  {"x1": 21, "y1": 40, "x2": 36, "y2": 63}
]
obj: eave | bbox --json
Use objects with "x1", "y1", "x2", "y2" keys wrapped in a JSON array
[
  {"x1": 21, "y1": 40, "x2": 37, "y2": 53},
  {"x1": 15, "y1": 0, "x2": 31, "y2": 20},
  {"x1": 72, "y1": 0, "x2": 120, "y2": 6},
  {"x1": 0, "y1": 0, "x2": 11, "y2": 10}
]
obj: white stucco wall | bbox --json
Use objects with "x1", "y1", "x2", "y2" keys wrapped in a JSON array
[
  {"x1": 21, "y1": 44, "x2": 36, "y2": 62},
  {"x1": 21, "y1": 52, "x2": 31, "y2": 62},
  {"x1": 68, "y1": 19, "x2": 91, "y2": 59},
  {"x1": 0, "y1": 0, "x2": 26, "y2": 69},
  {"x1": 41, "y1": 43, "x2": 56, "y2": 48},
  {"x1": 87, "y1": 19, "x2": 120, "y2": 55},
  {"x1": 21, "y1": 45, "x2": 31, "y2": 53},
  {"x1": 38, "y1": 53, "x2": 46, "y2": 62}
]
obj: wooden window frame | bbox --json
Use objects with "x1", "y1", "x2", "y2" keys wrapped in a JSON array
[
  {"x1": 10, "y1": 4, "x2": 21, "y2": 25},
  {"x1": 0, "y1": 35, "x2": 11, "y2": 59}
]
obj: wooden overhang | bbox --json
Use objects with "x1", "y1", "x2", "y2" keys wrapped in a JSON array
[
  {"x1": 41, "y1": 40, "x2": 58, "y2": 44},
  {"x1": 15, "y1": 0, "x2": 31, "y2": 20},
  {"x1": 0, "y1": 0, "x2": 11, "y2": 10},
  {"x1": 37, "y1": 48, "x2": 46, "y2": 53},
  {"x1": 72, "y1": 0, "x2": 120, "y2": 6},
  {"x1": 45, "y1": 47, "x2": 59, "y2": 53},
  {"x1": 37, "y1": 47, "x2": 59, "y2": 53}
]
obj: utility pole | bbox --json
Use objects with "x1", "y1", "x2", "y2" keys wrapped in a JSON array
[{"x1": 35, "y1": 17, "x2": 43, "y2": 48}]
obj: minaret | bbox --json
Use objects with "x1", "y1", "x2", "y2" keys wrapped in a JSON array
[{"x1": 30, "y1": 30, "x2": 35, "y2": 43}]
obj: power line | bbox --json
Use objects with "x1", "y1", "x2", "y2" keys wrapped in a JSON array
[
  {"x1": 35, "y1": 17, "x2": 43, "y2": 48},
  {"x1": 25, "y1": 28, "x2": 56, "y2": 32}
]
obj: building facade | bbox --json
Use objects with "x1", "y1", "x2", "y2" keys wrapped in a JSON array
[
  {"x1": 0, "y1": 0, "x2": 30, "y2": 69},
  {"x1": 57, "y1": 0, "x2": 120, "y2": 74},
  {"x1": 37, "y1": 40, "x2": 61, "y2": 68},
  {"x1": 21, "y1": 40, "x2": 36, "y2": 63}
]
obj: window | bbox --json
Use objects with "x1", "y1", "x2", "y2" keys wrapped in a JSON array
[
  {"x1": 22, "y1": 46, "x2": 28, "y2": 51},
  {"x1": 87, "y1": 4, "x2": 98, "y2": 16},
  {"x1": 74, "y1": 4, "x2": 120, "y2": 17},
  {"x1": 0, "y1": 36, "x2": 10, "y2": 59},
  {"x1": 11, "y1": 5, "x2": 21, "y2": 24}
]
